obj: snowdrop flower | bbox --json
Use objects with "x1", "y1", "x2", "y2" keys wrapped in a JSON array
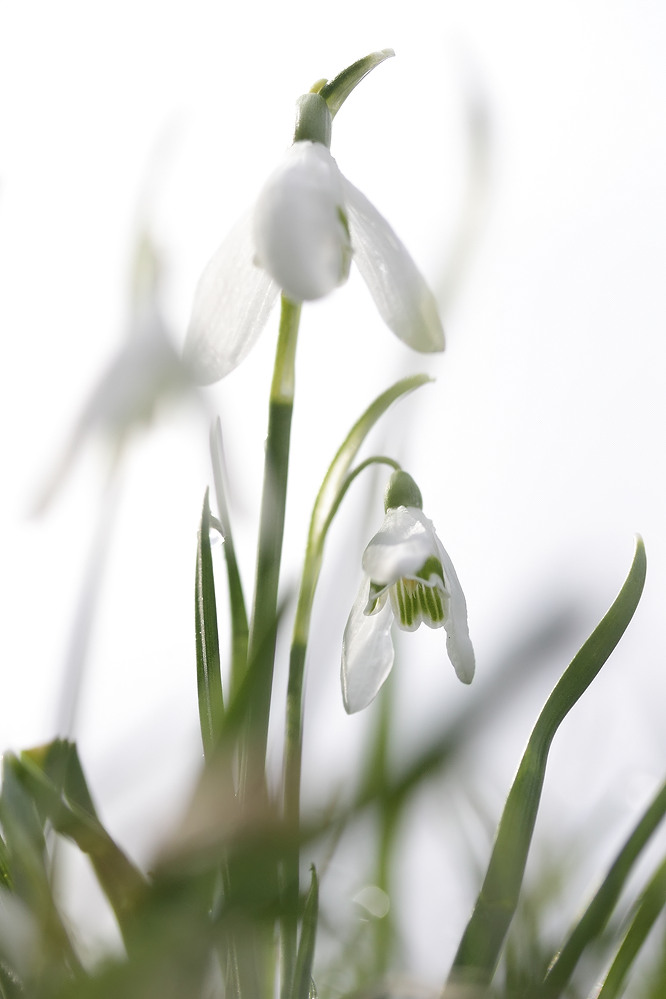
[
  {"x1": 184, "y1": 86, "x2": 444, "y2": 385},
  {"x1": 32, "y1": 236, "x2": 189, "y2": 512},
  {"x1": 341, "y1": 471, "x2": 474, "y2": 713}
]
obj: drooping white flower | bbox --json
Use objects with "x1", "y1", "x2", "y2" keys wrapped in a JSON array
[
  {"x1": 184, "y1": 94, "x2": 444, "y2": 385},
  {"x1": 341, "y1": 477, "x2": 474, "y2": 713},
  {"x1": 32, "y1": 236, "x2": 189, "y2": 512}
]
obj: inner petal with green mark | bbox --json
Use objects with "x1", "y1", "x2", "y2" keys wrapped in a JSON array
[{"x1": 389, "y1": 575, "x2": 448, "y2": 632}]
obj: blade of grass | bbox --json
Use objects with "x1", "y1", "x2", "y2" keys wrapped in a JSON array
[{"x1": 446, "y1": 535, "x2": 647, "y2": 992}]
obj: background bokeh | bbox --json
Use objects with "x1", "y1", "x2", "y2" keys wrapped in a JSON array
[{"x1": 3, "y1": 0, "x2": 666, "y2": 984}]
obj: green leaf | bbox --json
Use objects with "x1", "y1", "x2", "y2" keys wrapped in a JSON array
[
  {"x1": 543, "y1": 777, "x2": 666, "y2": 997},
  {"x1": 0, "y1": 753, "x2": 82, "y2": 980},
  {"x1": 597, "y1": 854, "x2": 666, "y2": 999},
  {"x1": 210, "y1": 418, "x2": 249, "y2": 699},
  {"x1": 14, "y1": 742, "x2": 146, "y2": 940},
  {"x1": 447, "y1": 535, "x2": 647, "y2": 992},
  {"x1": 196, "y1": 487, "x2": 224, "y2": 759},
  {"x1": 292, "y1": 866, "x2": 319, "y2": 999}
]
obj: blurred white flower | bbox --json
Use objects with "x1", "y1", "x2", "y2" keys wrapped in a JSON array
[
  {"x1": 184, "y1": 139, "x2": 445, "y2": 384},
  {"x1": 32, "y1": 238, "x2": 189, "y2": 512},
  {"x1": 341, "y1": 504, "x2": 474, "y2": 714}
]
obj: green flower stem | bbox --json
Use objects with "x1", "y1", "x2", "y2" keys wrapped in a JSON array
[
  {"x1": 245, "y1": 295, "x2": 301, "y2": 776},
  {"x1": 276, "y1": 376, "x2": 429, "y2": 998},
  {"x1": 281, "y1": 456, "x2": 401, "y2": 999},
  {"x1": 285, "y1": 456, "x2": 402, "y2": 828}
]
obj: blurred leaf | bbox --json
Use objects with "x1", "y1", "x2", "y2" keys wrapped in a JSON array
[
  {"x1": 196, "y1": 487, "x2": 225, "y2": 759},
  {"x1": 15, "y1": 742, "x2": 145, "y2": 940},
  {"x1": 0, "y1": 753, "x2": 82, "y2": 984},
  {"x1": 596, "y1": 854, "x2": 666, "y2": 999},
  {"x1": 292, "y1": 866, "x2": 319, "y2": 999},
  {"x1": 543, "y1": 778, "x2": 666, "y2": 996},
  {"x1": 447, "y1": 536, "x2": 647, "y2": 992}
]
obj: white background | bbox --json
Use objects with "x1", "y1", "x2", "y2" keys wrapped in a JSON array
[{"x1": 2, "y1": 0, "x2": 666, "y2": 986}]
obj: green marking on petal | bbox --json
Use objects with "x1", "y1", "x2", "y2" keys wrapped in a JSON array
[
  {"x1": 365, "y1": 581, "x2": 387, "y2": 615},
  {"x1": 416, "y1": 556, "x2": 444, "y2": 584},
  {"x1": 391, "y1": 575, "x2": 447, "y2": 631},
  {"x1": 336, "y1": 207, "x2": 353, "y2": 282}
]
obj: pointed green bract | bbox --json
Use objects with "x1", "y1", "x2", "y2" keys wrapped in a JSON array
[
  {"x1": 447, "y1": 535, "x2": 647, "y2": 991},
  {"x1": 319, "y1": 49, "x2": 395, "y2": 118}
]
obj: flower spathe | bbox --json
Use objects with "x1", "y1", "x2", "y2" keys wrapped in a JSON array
[
  {"x1": 184, "y1": 114, "x2": 444, "y2": 385},
  {"x1": 341, "y1": 505, "x2": 475, "y2": 714}
]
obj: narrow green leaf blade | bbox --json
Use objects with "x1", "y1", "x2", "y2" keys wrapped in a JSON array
[
  {"x1": 292, "y1": 866, "x2": 319, "y2": 999},
  {"x1": 597, "y1": 854, "x2": 666, "y2": 999},
  {"x1": 447, "y1": 536, "x2": 647, "y2": 991},
  {"x1": 16, "y1": 743, "x2": 146, "y2": 935},
  {"x1": 196, "y1": 487, "x2": 224, "y2": 758},
  {"x1": 210, "y1": 418, "x2": 248, "y2": 698},
  {"x1": 543, "y1": 777, "x2": 666, "y2": 997}
]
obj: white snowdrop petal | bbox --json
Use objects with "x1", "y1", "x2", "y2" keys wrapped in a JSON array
[
  {"x1": 436, "y1": 537, "x2": 475, "y2": 684},
  {"x1": 342, "y1": 177, "x2": 445, "y2": 352},
  {"x1": 341, "y1": 578, "x2": 395, "y2": 713},
  {"x1": 183, "y1": 212, "x2": 279, "y2": 385},
  {"x1": 254, "y1": 142, "x2": 352, "y2": 302},
  {"x1": 362, "y1": 506, "x2": 439, "y2": 584}
]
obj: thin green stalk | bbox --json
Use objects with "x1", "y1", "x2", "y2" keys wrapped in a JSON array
[
  {"x1": 278, "y1": 376, "x2": 430, "y2": 998},
  {"x1": 282, "y1": 459, "x2": 403, "y2": 997},
  {"x1": 245, "y1": 296, "x2": 301, "y2": 774}
]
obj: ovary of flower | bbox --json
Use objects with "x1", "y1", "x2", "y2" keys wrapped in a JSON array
[
  {"x1": 341, "y1": 506, "x2": 474, "y2": 714},
  {"x1": 184, "y1": 140, "x2": 445, "y2": 385}
]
